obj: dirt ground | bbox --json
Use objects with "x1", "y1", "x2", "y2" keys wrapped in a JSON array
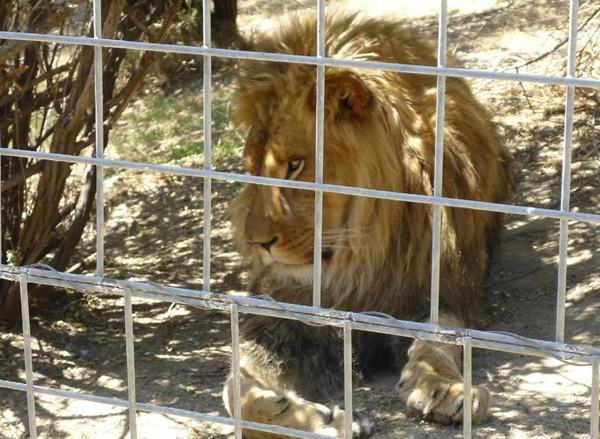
[{"x1": 2, "y1": 0, "x2": 600, "y2": 438}]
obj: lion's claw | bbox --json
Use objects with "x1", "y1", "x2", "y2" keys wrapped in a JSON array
[{"x1": 405, "y1": 377, "x2": 490, "y2": 425}]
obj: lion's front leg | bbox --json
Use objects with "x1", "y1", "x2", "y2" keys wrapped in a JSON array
[
  {"x1": 223, "y1": 367, "x2": 371, "y2": 439},
  {"x1": 398, "y1": 315, "x2": 490, "y2": 425}
]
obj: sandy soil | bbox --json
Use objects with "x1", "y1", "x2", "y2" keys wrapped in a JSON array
[{"x1": 2, "y1": 0, "x2": 600, "y2": 438}]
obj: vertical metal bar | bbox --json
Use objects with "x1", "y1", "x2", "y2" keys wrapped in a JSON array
[
  {"x1": 313, "y1": 0, "x2": 326, "y2": 308},
  {"x1": 230, "y1": 304, "x2": 242, "y2": 439},
  {"x1": 202, "y1": 0, "x2": 212, "y2": 292},
  {"x1": 430, "y1": 207, "x2": 442, "y2": 324},
  {"x1": 430, "y1": 0, "x2": 448, "y2": 324},
  {"x1": 592, "y1": 360, "x2": 599, "y2": 439},
  {"x1": 19, "y1": 274, "x2": 37, "y2": 439},
  {"x1": 0, "y1": 132, "x2": 3, "y2": 261},
  {"x1": 462, "y1": 337, "x2": 473, "y2": 439},
  {"x1": 555, "y1": 0, "x2": 578, "y2": 343},
  {"x1": 343, "y1": 321, "x2": 353, "y2": 439},
  {"x1": 123, "y1": 289, "x2": 138, "y2": 439},
  {"x1": 93, "y1": 0, "x2": 105, "y2": 277}
]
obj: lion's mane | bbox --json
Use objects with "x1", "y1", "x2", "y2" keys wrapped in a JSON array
[{"x1": 230, "y1": 12, "x2": 513, "y2": 327}]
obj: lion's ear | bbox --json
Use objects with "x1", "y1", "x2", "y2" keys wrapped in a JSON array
[{"x1": 307, "y1": 72, "x2": 372, "y2": 120}]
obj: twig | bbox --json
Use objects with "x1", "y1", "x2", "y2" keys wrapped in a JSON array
[
  {"x1": 0, "y1": 161, "x2": 45, "y2": 192},
  {"x1": 575, "y1": 14, "x2": 600, "y2": 60},
  {"x1": 511, "y1": 7, "x2": 600, "y2": 70},
  {"x1": 124, "y1": 6, "x2": 155, "y2": 40},
  {"x1": 61, "y1": 297, "x2": 86, "y2": 319},
  {"x1": 452, "y1": 0, "x2": 516, "y2": 56},
  {"x1": 592, "y1": 98, "x2": 599, "y2": 166},
  {"x1": 0, "y1": 63, "x2": 72, "y2": 107},
  {"x1": 485, "y1": 266, "x2": 542, "y2": 289},
  {"x1": 570, "y1": 98, "x2": 600, "y2": 196},
  {"x1": 570, "y1": 172, "x2": 599, "y2": 198},
  {"x1": 65, "y1": 252, "x2": 97, "y2": 274},
  {"x1": 514, "y1": 143, "x2": 547, "y2": 183},
  {"x1": 516, "y1": 68, "x2": 535, "y2": 112},
  {"x1": 290, "y1": 0, "x2": 316, "y2": 9},
  {"x1": 0, "y1": 0, "x2": 86, "y2": 64}
]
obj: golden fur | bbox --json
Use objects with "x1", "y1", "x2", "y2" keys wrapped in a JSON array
[{"x1": 224, "y1": 12, "x2": 512, "y2": 438}]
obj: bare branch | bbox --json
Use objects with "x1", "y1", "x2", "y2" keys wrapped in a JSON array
[
  {"x1": 0, "y1": 62, "x2": 72, "y2": 107},
  {"x1": 511, "y1": 7, "x2": 600, "y2": 70},
  {"x1": 106, "y1": 5, "x2": 178, "y2": 126},
  {"x1": 0, "y1": 0, "x2": 86, "y2": 64},
  {"x1": 1, "y1": 161, "x2": 45, "y2": 192}
]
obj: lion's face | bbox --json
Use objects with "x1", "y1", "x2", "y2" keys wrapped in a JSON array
[
  {"x1": 231, "y1": 63, "x2": 411, "y2": 287},
  {"x1": 236, "y1": 103, "x2": 351, "y2": 271}
]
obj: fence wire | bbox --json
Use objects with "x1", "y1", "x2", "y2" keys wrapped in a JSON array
[{"x1": 1, "y1": 0, "x2": 600, "y2": 438}]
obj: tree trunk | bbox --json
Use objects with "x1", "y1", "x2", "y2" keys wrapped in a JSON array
[
  {"x1": 213, "y1": 0, "x2": 237, "y2": 27},
  {"x1": 50, "y1": 165, "x2": 97, "y2": 273},
  {"x1": 0, "y1": 0, "x2": 179, "y2": 326},
  {"x1": 212, "y1": 0, "x2": 240, "y2": 47}
]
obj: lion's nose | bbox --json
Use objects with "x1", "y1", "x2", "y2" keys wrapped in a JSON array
[
  {"x1": 246, "y1": 236, "x2": 278, "y2": 253},
  {"x1": 259, "y1": 236, "x2": 278, "y2": 252}
]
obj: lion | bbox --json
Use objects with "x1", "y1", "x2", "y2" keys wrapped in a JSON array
[{"x1": 223, "y1": 11, "x2": 513, "y2": 438}]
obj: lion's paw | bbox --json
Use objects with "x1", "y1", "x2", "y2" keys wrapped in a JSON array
[
  {"x1": 329, "y1": 406, "x2": 373, "y2": 439},
  {"x1": 403, "y1": 376, "x2": 490, "y2": 425},
  {"x1": 242, "y1": 390, "x2": 373, "y2": 438}
]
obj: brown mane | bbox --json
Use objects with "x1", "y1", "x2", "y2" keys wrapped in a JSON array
[
  {"x1": 224, "y1": 13, "x2": 512, "y2": 435},
  {"x1": 231, "y1": 12, "x2": 513, "y2": 325}
]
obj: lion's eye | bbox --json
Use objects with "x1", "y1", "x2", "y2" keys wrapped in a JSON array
[{"x1": 286, "y1": 158, "x2": 305, "y2": 180}]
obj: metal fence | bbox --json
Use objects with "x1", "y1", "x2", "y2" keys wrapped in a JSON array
[{"x1": 1, "y1": 0, "x2": 600, "y2": 438}]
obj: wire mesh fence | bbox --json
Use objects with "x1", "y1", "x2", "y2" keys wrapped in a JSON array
[{"x1": 1, "y1": 0, "x2": 600, "y2": 438}]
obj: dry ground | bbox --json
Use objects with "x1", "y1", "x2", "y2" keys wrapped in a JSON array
[{"x1": 2, "y1": 0, "x2": 600, "y2": 438}]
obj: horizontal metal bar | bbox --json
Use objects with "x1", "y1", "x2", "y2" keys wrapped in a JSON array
[
  {"x1": 0, "y1": 380, "x2": 336, "y2": 439},
  {"x1": 1, "y1": 31, "x2": 599, "y2": 89},
  {"x1": 348, "y1": 320, "x2": 600, "y2": 363},
  {"x1": 2, "y1": 265, "x2": 599, "y2": 363},
  {"x1": 1, "y1": 148, "x2": 600, "y2": 225}
]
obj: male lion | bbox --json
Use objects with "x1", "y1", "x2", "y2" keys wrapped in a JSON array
[{"x1": 224, "y1": 12, "x2": 513, "y2": 438}]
